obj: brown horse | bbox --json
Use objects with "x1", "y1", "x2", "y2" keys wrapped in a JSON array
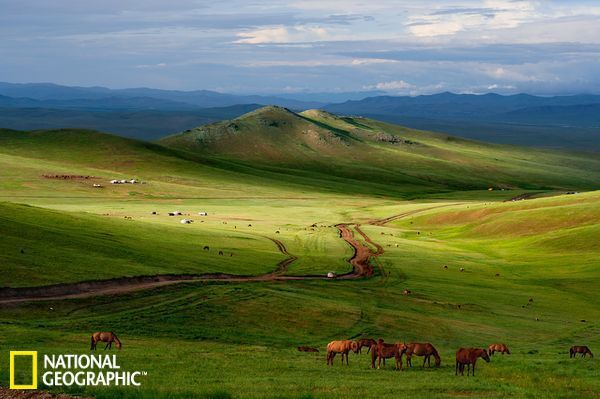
[
  {"x1": 326, "y1": 340, "x2": 359, "y2": 365},
  {"x1": 357, "y1": 338, "x2": 377, "y2": 354},
  {"x1": 91, "y1": 332, "x2": 122, "y2": 350},
  {"x1": 488, "y1": 343, "x2": 511, "y2": 355},
  {"x1": 570, "y1": 346, "x2": 593, "y2": 358},
  {"x1": 455, "y1": 348, "x2": 490, "y2": 376},
  {"x1": 405, "y1": 342, "x2": 441, "y2": 368},
  {"x1": 297, "y1": 346, "x2": 319, "y2": 353},
  {"x1": 371, "y1": 339, "x2": 407, "y2": 370}
]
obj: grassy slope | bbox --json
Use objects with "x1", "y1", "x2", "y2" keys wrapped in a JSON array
[
  {"x1": 160, "y1": 107, "x2": 600, "y2": 197},
  {"x1": 0, "y1": 123, "x2": 599, "y2": 398},
  {"x1": 1, "y1": 193, "x2": 598, "y2": 398}
]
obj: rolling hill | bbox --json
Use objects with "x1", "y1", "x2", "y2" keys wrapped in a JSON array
[
  {"x1": 1, "y1": 110, "x2": 599, "y2": 398},
  {"x1": 160, "y1": 106, "x2": 600, "y2": 197}
]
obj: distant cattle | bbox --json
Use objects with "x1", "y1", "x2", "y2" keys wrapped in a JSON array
[
  {"x1": 218, "y1": 251, "x2": 224, "y2": 256},
  {"x1": 203, "y1": 246, "x2": 210, "y2": 251},
  {"x1": 180, "y1": 219, "x2": 192, "y2": 224},
  {"x1": 495, "y1": 273, "x2": 500, "y2": 277},
  {"x1": 444, "y1": 265, "x2": 448, "y2": 269},
  {"x1": 403, "y1": 289, "x2": 412, "y2": 295},
  {"x1": 198, "y1": 212, "x2": 208, "y2": 216},
  {"x1": 460, "y1": 268, "x2": 465, "y2": 272}
]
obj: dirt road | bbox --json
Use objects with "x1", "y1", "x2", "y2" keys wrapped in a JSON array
[{"x1": 0, "y1": 208, "x2": 436, "y2": 304}]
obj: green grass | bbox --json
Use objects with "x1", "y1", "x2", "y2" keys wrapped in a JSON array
[{"x1": 0, "y1": 123, "x2": 598, "y2": 398}]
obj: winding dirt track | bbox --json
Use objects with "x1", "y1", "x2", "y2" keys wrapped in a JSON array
[{"x1": 0, "y1": 206, "x2": 452, "y2": 304}]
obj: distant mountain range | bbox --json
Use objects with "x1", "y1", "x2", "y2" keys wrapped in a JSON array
[
  {"x1": 0, "y1": 82, "x2": 599, "y2": 149},
  {"x1": 324, "y1": 92, "x2": 600, "y2": 127},
  {"x1": 0, "y1": 82, "x2": 323, "y2": 109}
]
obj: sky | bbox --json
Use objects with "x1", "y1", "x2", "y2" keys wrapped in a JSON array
[{"x1": 1, "y1": 0, "x2": 600, "y2": 96}]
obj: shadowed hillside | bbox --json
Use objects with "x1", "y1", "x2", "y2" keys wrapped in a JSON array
[{"x1": 160, "y1": 106, "x2": 600, "y2": 197}]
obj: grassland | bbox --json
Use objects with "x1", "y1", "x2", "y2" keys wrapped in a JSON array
[{"x1": 0, "y1": 115, "x2": 598, "y2": 398}]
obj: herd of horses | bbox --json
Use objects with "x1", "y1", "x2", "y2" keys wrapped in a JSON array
[
  {"x1": 89, "y1": 331, "x2": 593, "y2": 376},
  {"x1": 326, "y1": 339, "x2": 593, "y2": 376}
]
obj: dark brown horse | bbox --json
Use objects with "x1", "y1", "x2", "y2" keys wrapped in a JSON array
[
  {"x1": 455, "y1": 348, "x2": 490, "y2": 376},
  {"x1": 91, "y1": 331, "x2": 122, "y2": 350},
  {"x1": 357, "y1": 338, "x2": 377, "y2": 354},
  {"x1": 326, "y1": 340, "x2": 359, "y2": 365},
  {"x1": 570, "y1": 346, "x2": 593, "y2": 358},
  {"x1": 297, "y1": 346, "x2": 319, "y2": 353},
  {"x1": 371, "y1": 339, "x2": 407, "y2": 370},
  {"x1": 488, "y1": 343, "x2": 511, "y2": 355},
  {"x1": 405, "y1": 342, "x2": 441, "y2": 368}
]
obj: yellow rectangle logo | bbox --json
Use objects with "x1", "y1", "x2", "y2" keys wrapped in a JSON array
[{"x1": 10, "y1": 351, "x2": 38, "y2": 389}]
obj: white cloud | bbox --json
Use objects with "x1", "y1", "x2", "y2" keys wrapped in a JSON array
[
  {"x1": 364, "y1": 80, "x2": 415, "y2": 91},
  {"x1": 235, "y1": 25, "x2": 330, "y2": 44}
]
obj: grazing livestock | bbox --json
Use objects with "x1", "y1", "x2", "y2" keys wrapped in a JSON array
[
  {"x1": 357, "y1": 338, "x2": 377, "y2": 354},
  {"x1": 297, "y1": 346, "x2": 319, "y2": 353},
  {"x1": 405, "y1": 343, "x2": 441, "y2": 368},
  {"x1": 570, "y1": 346, "x2": 593, "y2": 358},
  {"x1": 180, "y1": 219, "x2": 193, "y2": 224},
  {"x1": 443, "y1": 265, "x2": 448, "y2": 269},
  {"x1": 326, "y1": 340, "x2": 359, "y2": 366},
  {"x1": 218, "y1": 251, "x2": 224, "y2": 256},
  {"x1": 203, "y1": 246, "x2": 210, "y2": 251},
  {"x1": 455, "y1": 348, "x2": 490, "y2": 376},
  {"x1": 198, "y1": 212, "x2": 208, "y2": 216},
  {"x1": 327, "y1": 272, "x2": 336, "y2": 279},
  {"x1": 371, "y1": 339, "x2": 407, "y2": 370},
  {"x1": 402, "y1": 289, "x2": 412, "y2": 295},
  {"x1": 488, "y1": 343, "x2": 511, "y2": 355},
  {"x1": 495, "y1": 273, "x2": 500, "y2": 277},
  {"x1": 91, "y1": 332, "x2": 122, "y2": 350},
  {"x1": 460, "y1": 267, "x2": 465, "y2": 272}
]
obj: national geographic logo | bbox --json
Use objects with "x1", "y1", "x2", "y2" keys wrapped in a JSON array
[
  {"x1": 7, "y1": 351, "x2": 146, "y2": 389},
  {"x1": 10, "y1": 351, "x2": 38, "y2": 389}
]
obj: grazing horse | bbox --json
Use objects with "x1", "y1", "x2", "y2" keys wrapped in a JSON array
[
  {"x1": 570, "y1": 346, "x2": 593, "y2": 358},
  {"x1": 455, "y1": 348, "x2": 490, "y2": 376},
  {"x1": 357, "y1": 338, "x2": 377, "y2": 354},
  {"x1": 488, "y1": 343, "x2": 511, "y2": 355},
  {"x1": 326, "y1": 340, "x2": 359, "y2": 366},
  {"x1": 91, "y1": 332, "x2": 122, "y2": 350},
  {"x1": 405, "y1": 343, "x2": 441, "y2": 368},
  {"x1": 371, "y1": 339, "x2": 407, "y2": 370},
  {"x1": 203, "y1": 246, "x2": 209, "y2": 251},
  {"x1": 297, "y1": 346, "x2": 319, "y2": 353}
]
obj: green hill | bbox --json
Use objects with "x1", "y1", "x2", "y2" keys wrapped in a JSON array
[{"x1": 160, "y1": 106, "x2": 600, "y2": 197}]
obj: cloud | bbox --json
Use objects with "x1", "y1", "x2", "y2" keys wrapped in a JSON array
[
  {"x1": 364, "y1": 80, "x2": 415, "y2": 91},
  {"x1": 234, "y1": 25, "x2": 330, "y2": 44}
]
